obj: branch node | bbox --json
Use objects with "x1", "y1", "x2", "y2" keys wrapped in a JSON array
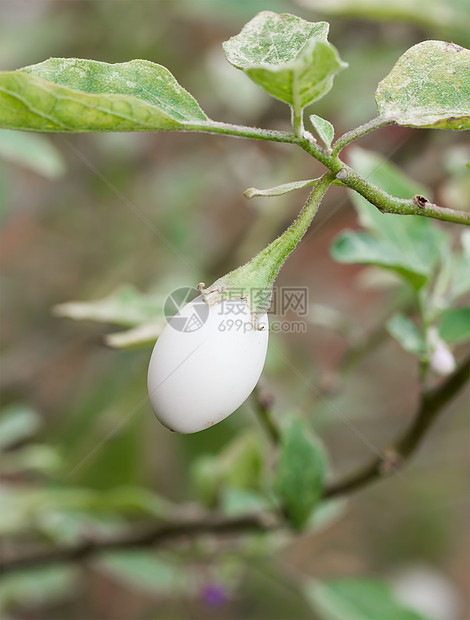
[{"x1": 378, "y1": 449, "x2": 404, "y2": 475}]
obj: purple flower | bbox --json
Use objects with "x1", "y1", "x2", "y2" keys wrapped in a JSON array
[{"x1": 200, "y1": 583, "x2": 227, "y2": 607}]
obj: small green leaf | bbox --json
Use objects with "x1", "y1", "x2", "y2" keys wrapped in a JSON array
[
  {"x1": 223, "y1": 12, "x2": 346, "y2": 110},
  {"x1": 274, "y1": 419, "x2": 326, "y2": 529},
  {"x1": 309, "y1": 114, "x2": 334, "y2": 148},
  {"x1": 244, "y1": 178, "x2": 317, "y2": 199},
  {"x1": 387, "y1": 314, "x2": 426, "y2": 356},
  {"x1": 439, "y1": 307, "x2": 470, "y2": 343},
  {"x1": 0, "y1": 58, "x2": 208, "y2": 132},
  {"x1": 305, "y1": 578, "x2": 432, "y2": 620},
  {"x1": 0, "y1": 404, "x2": 40, "y2": 450},
  {"x1": 331, "y1": 230, "x2": 429, "y2": 289},
  {"x1": 53, "y1": 285, "x2": 165, "y2": 327},
  {"x1": 376, "y1": 41, "x2": 470, "y2": 130},
  {"x1": 0, "y1": 129, "x2": 65, "y2": 178}
]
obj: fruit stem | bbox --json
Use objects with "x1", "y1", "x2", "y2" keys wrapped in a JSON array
[{"x1": 201, "y1": 172, "x2": 334, "y2": 318}]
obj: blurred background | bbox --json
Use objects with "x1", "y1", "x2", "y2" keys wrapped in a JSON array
[{"x1": 0, "y1": 1, "x2": 469, "y2": 619}]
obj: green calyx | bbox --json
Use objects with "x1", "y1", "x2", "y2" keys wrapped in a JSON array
[{"x1": 198, "y1": 173, "x2": 334, "y2": 323}]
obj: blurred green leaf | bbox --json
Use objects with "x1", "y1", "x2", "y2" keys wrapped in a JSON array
[
  {"x1": 387, "y1": 314, "x2": 426, "y2": 355},
  {"x1": 53, "y1": 285, "x2": 165, "y2": 327},
  {"x1": 274, "y1": 419, "x2": 326, "y2": 529},
  {"x1": 0, "y1": 129, "x2": 65, "y2": 178},
  {"x1": 376, "y1": 41, "x2": 470, "y2": 129},
  {"x1": 439, "y1": 307, "x2": 470, "y2": 343},
  {"x1": 441, "y1": 144, "x2": 470, "y2": 212},
  {"x1": 305, "y1": 498, "x2": 348, "y2": 533},
  {"x1": 98, "y1": 551, "x2": 191, "y2": 595},
  {"x1": 0, "y1": 485, "x2": 172, "y2": 537},
  {"x1": 181, "y1": 0, "x2": 293, "y2": 22},
  {"x1": 104, "y1": 321, "x2": 165, "y2": 349},
  {"x1": 348, "y1": 147, "x2": 447, "y2": 273},
  {"x1": 309, "y1": 114, "x2": 334, "y2": 148},
  {"x1": 223, "y1": 12, "x2": 346, "y2": 110},
  {"x1": 244, "y1": 178, "x2": 317, "y2": 199},
  {"x1": 0, "y1": 566, "x2": 79, "y2": 608},
  {"x1": 0, "y1": 58, "x2": 208, "y2": 132},
  {"x1": 331, "y1": 231, "x2": 429, "y2": 289},
  {"x1": 297, "y1": 0, "x2": 470, "y2": 45},
  {"x1": 332, "y1": 148, "x2": 448, "y2": 289},
  {"x1": 36, "y1": 511, "x2": 123, "y2": 545},
  {"x1": 192, "y1": 430, "x2": 264, "y2": 508},
  {"x1": 452, "y1": 230, "x2": 470, "y2": 299},
  {"x1": 220, "y1": 488, "x2": 268, "y2": 515},
  {"x1": 192, "y1": 455, "x2": 220, "y2": 508},
  {"x1": 0, "y1": 404, "x2": 40, "y2": 450},
  {"x1": 1, "y1": 444, "x2": 61, "y2": 475},
  {"x1": 305, "y1": 578, "x2": 432, "y2": 620}
]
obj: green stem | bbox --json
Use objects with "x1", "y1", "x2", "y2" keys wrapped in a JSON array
[
  {"x1": 203, "y1": 172, "x2": 335, "y2": 316},
  {"x1": 291, "y1": 105, "x2": 304, "y2": 138},
  {"x1": 250, "y1": 172, "x2": 334, "y2": 279},
  {"x1": 291, "y1": 79, "x2": 304, "y2": 138},
  {"x1": 184, "y1": 120, "x2": 298, "y2": 145},
  {"x1": 252, "y1": 387, "x2": 280, "y2": 444},
  {"x1": 324, "y1": 353, "x2": 470, "y2": 498},
  {"x1": 337, "y1": 165, "x2": 470, "y2": 225},
  {"x1": 185, "y1": 120, "x2": 470, "y2": 227},
  {"x1": 331, "y1": 116, "x2": 392, "y2": 155}
]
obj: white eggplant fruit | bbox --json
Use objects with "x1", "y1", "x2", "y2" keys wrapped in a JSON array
[{"x1": 148, "y1": 295, "x2": 269, "y2": 433}]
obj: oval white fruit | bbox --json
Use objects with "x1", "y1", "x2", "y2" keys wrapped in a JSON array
[{"x1": 147, "y1": 295, "x2": 269, "y2": 433}]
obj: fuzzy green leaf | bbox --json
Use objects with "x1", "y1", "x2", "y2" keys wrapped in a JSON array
[
  {"x1": 274, "y1": 419, "x2": 326, "y2": 529},
  {"x1": 244, "y1": 178, "x2": 317, "y2": 199},
  {"x1": 0, "y1": 58, "x2": 208, "y2": 132},
  {"x1": 376, "y1": 41, "x2": 470, "y2": 130},
  {"x1": 223, "y1": 11, "x2": 346, "y2": 109},
  {"x1": 53, "y1": 285, "x2": 165, "y2": 327},
  {"x1": 309, "y1": 113, "x2": 334, "y2": 148},
  {"x1": 387, "y1": 314, "x2": 426, "y2": 356},
  {"x1": 439, "y1": 307, "x2": 470, "y2": 344}
]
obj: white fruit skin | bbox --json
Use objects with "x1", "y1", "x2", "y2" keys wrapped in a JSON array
[{"x1": 147, "y1": 296, "x2": 269, "y2": 434}]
